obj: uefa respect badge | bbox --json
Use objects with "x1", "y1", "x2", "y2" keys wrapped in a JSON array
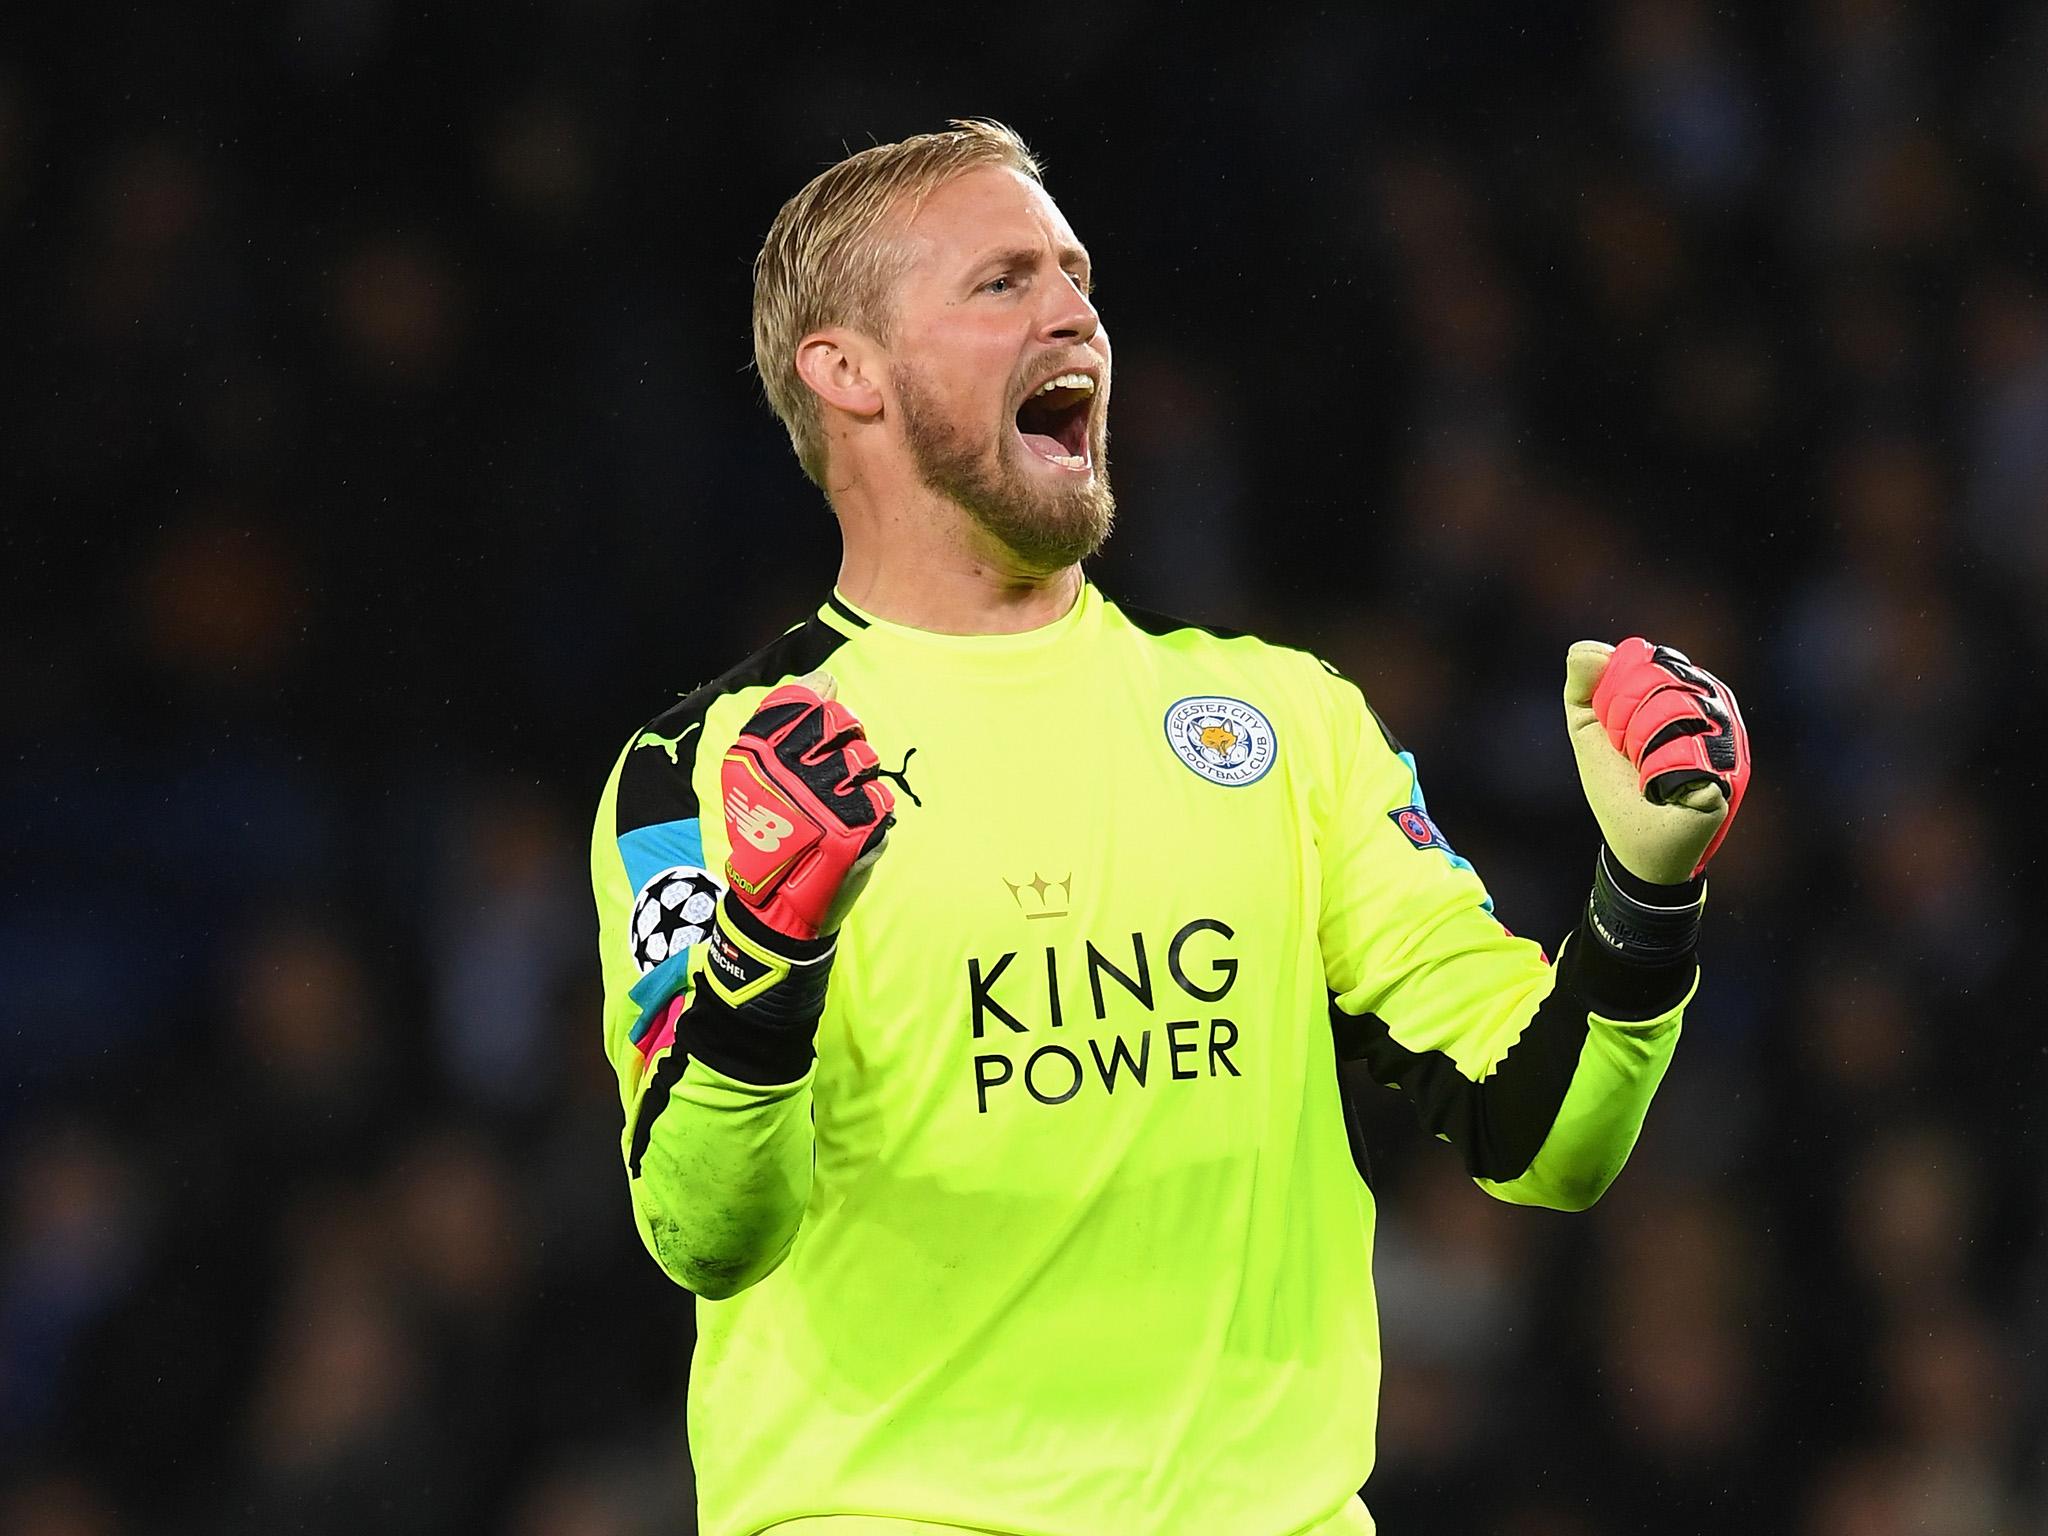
[{"x1": 1164, "y1": 695, "x2": 1278, "y2": 787}]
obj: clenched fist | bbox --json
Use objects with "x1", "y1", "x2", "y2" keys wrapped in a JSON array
[{"x1": 1564, "y1": 639, "x2": 1751, "y2": 885}]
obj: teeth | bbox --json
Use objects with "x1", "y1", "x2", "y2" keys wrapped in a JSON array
[
  {"x1": 1046, "y1": 452, "x2": 1088, "y2": 469},
  {"x1": 1034, "y1": 372, "x2": 1095, "y2": 396}
]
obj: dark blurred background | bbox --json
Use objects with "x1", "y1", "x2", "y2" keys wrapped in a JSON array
[{"x1": 3, "y1": 2, "x2": 2042, "y2": 1532}]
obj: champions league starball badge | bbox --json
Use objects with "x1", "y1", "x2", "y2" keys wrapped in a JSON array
[
  {"x1": 1163, "y1": 696, "x2": 1277, "y2": 787},
  {"x1": 629, "y1": 865, "x2": 724, "y2": 973}
]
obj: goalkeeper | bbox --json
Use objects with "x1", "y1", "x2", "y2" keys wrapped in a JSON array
[{"x1": 591, "y1": 120, "x2": 1752, "y2": 1536}]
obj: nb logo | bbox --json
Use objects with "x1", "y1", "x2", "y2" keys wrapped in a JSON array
[{"x1": 725, "y1": 786, "x2": 795, "y2": 851}]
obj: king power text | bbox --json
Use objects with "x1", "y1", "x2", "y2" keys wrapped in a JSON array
[{"x1": 966, "y1": 918, "x2": 1242, "y2": 1112}]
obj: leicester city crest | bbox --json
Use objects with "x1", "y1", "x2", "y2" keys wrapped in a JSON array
[{"x1": 1164, "y1": 695, "x2": 1277, "y2": 787}]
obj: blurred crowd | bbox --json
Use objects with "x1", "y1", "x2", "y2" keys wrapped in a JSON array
[{"x1": 4, "y1": 2, "x2": 2042, "y2": 1532}]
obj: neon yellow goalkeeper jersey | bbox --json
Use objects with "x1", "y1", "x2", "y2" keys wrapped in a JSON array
[{"x1": 591, "y1": 583, "x2": 1695, "y2": 1536}]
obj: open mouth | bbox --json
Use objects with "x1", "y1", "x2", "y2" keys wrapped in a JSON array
[{"x1": 1014, "y1": 371, "x2": 1096, "y2": 472}]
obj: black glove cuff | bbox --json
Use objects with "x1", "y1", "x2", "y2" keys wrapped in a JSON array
[
  {"x1": 707, "y1": 893, "x2": 835, "y2": 1018},
  {"x1": 677, "y1": 895, "x2": 837, "y2": 1086},
  {"x1": 1585, "y1": 845, "x2": 1704, "y2": 965},
  {"x1": 678, "y1": 985, "x2": 821, "y2": 1085}
]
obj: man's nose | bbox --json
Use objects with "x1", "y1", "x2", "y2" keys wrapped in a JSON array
[{"x1": 1040, "y1": 278, "x2": 1100, "y2": 344}]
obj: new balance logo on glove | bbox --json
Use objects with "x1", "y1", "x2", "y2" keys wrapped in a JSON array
[{"x1": 725, "y1": 786, "x2": 797, "y2": 852}]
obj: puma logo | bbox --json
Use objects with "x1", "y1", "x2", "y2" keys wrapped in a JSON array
[
  {"x1": 635, "y1": 723, "x2": 701, "y2": 764},
  {"x1": 876, "y1": 747, "x2": 922, "y2": 808}
]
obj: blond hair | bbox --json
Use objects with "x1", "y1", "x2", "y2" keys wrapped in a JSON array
[{"x1": 752, "y1": 119, "x2": 1044, "y2": 487}]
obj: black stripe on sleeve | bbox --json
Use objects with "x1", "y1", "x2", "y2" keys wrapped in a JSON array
[
  {"x1": 614, "y1": 611, "x2": 851, "y2": 838},
  {"x1": 1330, "y1": 989, "x2": 1588, "y2": 1185},
  {"x1": 629, "y1": 1044, "x2": 693, "y2": 1178},
  {"x1": 618, "y1": 607, "x2": 851, "y2": 1178},
  {"x1": 1329, "y1": 914, "x2": 1695, "y2": 1183},
  {"x1": 1365, "y1": 704, "x2": 1403, "y2": 756},
  {"x1": 625, "y1": 993, "x2": 819, "y2": 1177}
]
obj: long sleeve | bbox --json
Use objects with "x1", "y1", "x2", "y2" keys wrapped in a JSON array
[
  {"x1": 1316, "y1": 671, "x2": 1692, "y2": 1211},
  {"x1": 627, "y1": 1051, "x2": 816, "y2": 1300},
  {"x1": 593, "y1": 720, "x2": 816, "y2": 1299}
]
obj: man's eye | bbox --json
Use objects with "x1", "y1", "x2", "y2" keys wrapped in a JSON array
[{"x1": 984, "y1": 275, "x2": 1013, "y2": 294}]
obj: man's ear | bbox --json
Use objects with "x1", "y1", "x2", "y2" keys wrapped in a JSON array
[{"x1": 794, "y1": 328, "x2": 885, "y2": 420}]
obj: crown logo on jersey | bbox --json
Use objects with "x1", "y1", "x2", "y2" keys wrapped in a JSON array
[{"x1": 1003, "y1": 872, "x2": 1072, "y2": 919}]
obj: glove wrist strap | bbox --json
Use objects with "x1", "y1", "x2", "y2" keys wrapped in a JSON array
[
  {"x1": 701, "y1": 892, "x2": 836, "y2": 1019},
  {"x1": 672, "y1": 895, "x2": 834, "y2": 1088},
  {"x1": 1586, "y1": 845, "x2": 1704, "y2": 964}
]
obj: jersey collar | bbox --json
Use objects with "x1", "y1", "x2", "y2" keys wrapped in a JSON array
[{"x1": 818, "y1": 581, "x2": 1102, "y2": 664}]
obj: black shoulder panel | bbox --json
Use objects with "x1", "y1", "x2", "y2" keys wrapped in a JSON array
[
  {"x1": 614, "y1": 612, "x2": 851, "y2": 838},
  {"x1": 1111, "y1": 599, "x2": 1253, "y2": 643}
]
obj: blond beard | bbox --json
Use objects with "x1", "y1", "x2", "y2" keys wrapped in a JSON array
[{"x1": 893, "y1": 364, "x2": 1114, "y2": 572}]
